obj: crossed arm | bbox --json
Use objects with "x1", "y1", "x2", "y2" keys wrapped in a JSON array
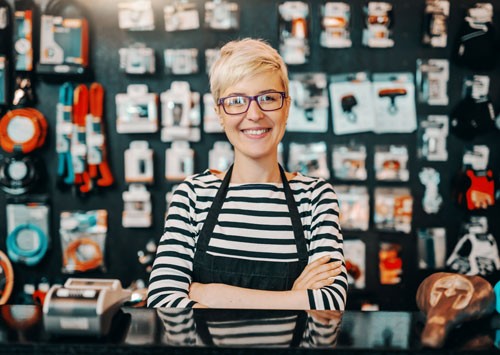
[
  {"x1": 147, "y1": 179, "x2": 347, "y2": 310},
  {"x1": 189, "y1": 256, "x2": 343, "y2": 309}
]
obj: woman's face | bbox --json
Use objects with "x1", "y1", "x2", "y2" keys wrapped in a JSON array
[{"x1": 216, "y1": 71, "x2": 290, "y2": 162}]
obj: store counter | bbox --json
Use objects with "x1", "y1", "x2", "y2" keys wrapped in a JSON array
[{"x1": 0, "y1": 305, "x2": 498, "y2": 354}]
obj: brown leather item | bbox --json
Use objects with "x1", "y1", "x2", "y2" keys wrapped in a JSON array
[{"x1": 416, "y1": 272, "x2": 495, "y2": 348}]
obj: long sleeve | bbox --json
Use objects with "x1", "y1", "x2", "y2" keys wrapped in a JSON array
[
  {"x1": 147, "y1": 181, "x2": 198, "y2": 308},
  {"x1": 306, "y1": 180, "x2": 348, "y2": 310}
]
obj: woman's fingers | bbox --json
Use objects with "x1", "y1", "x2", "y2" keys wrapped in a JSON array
[
  {"x1": 299, "y1": 260, "x2": 342, "y2": 286},
  {"x1": 293, "y1": 257, "x2": 343, "y2": 290}
]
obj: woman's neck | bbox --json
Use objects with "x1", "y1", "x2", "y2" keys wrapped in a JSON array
[{"x1": 230, "y1": 156, "x2": 281, "y2": 184}]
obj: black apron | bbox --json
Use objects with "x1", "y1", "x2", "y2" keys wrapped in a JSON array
[{"x1": 192, "y1": 164, "x2": 308, "y2": 291}]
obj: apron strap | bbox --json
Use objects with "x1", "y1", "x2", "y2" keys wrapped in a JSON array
[
  {"x1": 196, "y1": 164, "x2": 308, "y2": 265},
  {"x1": 278, "y1": 164, "x2": 309, "y2": 264},
  {"x1": 196, "y1": 165, "x2": 233, "y2": 253}
]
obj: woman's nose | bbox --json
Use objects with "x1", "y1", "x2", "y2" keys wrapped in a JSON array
[{"x1": 246, "y1": 99, "x2": 264, "y2": 120}]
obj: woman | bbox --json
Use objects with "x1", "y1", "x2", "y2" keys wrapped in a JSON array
[{"x1": 147, "y1": 38, "x2": 347, "y2": 310}]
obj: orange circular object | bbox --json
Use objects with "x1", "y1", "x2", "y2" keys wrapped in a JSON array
[
  {"x1": 64, "y1": 237, "x2": 103, "y2": 272},
  {"x1": 0, "y1": 250, "x2": 14, "y2": 305},
  {"x1": 0, "y1": 108, "x2": 48, "y2": 153}
]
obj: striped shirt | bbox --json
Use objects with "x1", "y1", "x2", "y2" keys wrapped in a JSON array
[{"x1": 147, "y1": 170, "x2": 347, "y2": 310}]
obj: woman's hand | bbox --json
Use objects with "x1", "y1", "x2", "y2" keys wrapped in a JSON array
[{"x1": 292, "y1": 256, "x2": 342, "y2": 290}]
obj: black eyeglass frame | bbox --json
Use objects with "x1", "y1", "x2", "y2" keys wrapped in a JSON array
[{"x1": 217, "y1": 92, "x2": 287, "y2": 115}]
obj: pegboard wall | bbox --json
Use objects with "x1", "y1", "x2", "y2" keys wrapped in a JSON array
[{"x1": 0, "y1": 0, "x2": 499, "y2": 310}]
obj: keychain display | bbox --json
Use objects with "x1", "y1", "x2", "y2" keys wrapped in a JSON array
[
  {"x1": 60, "y1": 209, "x2": 107, "y2": 273},
  {"x1": 417, "y1": 115, "x2": 448, "y2": 162},
  {"x1": 416, "y1": 59, "x2": 449, "y2": 106},
  {"x1": 287, "y1": 142, "x2": 329, "y2": 179},
  {"x1": 160, "y1": 81, "x2": 200, "y2": 142},
  {"x1": 288, "y1": 73, "x2": 328, "y2": 132},
  {"x1": 116, "y1": 84, "x2": 158, "y2": 133},
  {"x1": 208, "y1": 141, "x2": 233, "y2": 172},
  {"x1": 329, "y1": 72, "x2": 375, "y2": 135},
  {"x1": 374, "y1": 187, "x2": 413, "y2": 233},
  {"x1": 332, "y1": 144, "x2": 367, "y2": 181},
  {"x1": 418, "y1": 227, "x2": 446, "y2": 270},
  {"x1": 335, "y1": 185, "x2": 369, "y2": 231},
  {"x1": 122, "y1": 183, "x2": 152, "y2": 228},
  {"x1": 278, "y1": 1, "x2": 309, "y2": 65},
  {"x1": 450, "y1": 75, "x2": 496, "y2": 140},
  {"x1": 119, "y1": 43, "x2": 155, "y2": 75},
  {"x1": 447, "y1": 217, "x2": 500, "y2": 276},
  {"x1": 372, "y1": 73, "x2": 417, "y2": 133},
  {"x1": 419, "y1": 167, "x2": 442, "y2": 214},
  {"x1": 124, "y1": 140, "x2": 154, "y2": 184},
  {"x1": 6, "y1": 201, "x2": 50, "y2": 266},
  {"x1": 422, "y1": 0, "x2": 449, "y2": 48},
  {"x1": 454, "y1": 3, "x2": 496, "y2": 71},
  {"x1": 344, "y1": 239, "x2": 366, "y2": 289},
  {"x1": 0, "y1": 108, "x2": 47, "y2": 154},
  {"x1": 164, "y1": 0, "x2": 200, "y2": 32},
  {"x1": 165, "y1": 141, "x2": 194, "y2": 181},
  {"x1": 374, "y1": 145, "x2": 409, "y2": 182},
  {"x1": 204, "y1": 0, "x2": 239, "y2": 30},
  {"x1": 38, "y1": 0, "x2": 89, "y2": 75},
  {"x1": 362, "y1": 2, "x2": 394, "y2": 48},
  {"x1": 203, "y1": 93, "x2": 223, "y2": 133},
  {"x1": 118, "y1": 0, "x2": 154, "y2": 31},
  {"x1": 320, "y1": 2, "x2": 352, "y2": 48},
  {"x1": 0, "y1": 155, "x2": 40, "y2": 195},
  {"x1": 164, "y1": 49, "x2": 198, "y2": 75},
  {"x1": 379, "y1": 242, "x2": 402, "y2": 285}
]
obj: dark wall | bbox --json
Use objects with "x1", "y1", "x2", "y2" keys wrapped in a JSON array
[{"x1": 0, "y1": 0, "x2": 499, "y2": 310}]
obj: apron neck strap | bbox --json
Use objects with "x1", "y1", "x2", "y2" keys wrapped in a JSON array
[{"x1": 197, "y1": 164, "x2": 308, "y2": 264}]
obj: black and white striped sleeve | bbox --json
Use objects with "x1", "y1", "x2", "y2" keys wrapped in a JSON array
[
  {"x1": 147, "y1": 181, "x2": 198, "y2": 308},
  {"x1": 306, "y1": 180, "x2": 348, "y2": 310}
]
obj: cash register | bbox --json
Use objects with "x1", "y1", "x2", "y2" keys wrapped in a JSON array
[{"x1": 43, "y1": 278, "x2": 132, "y2": 336}]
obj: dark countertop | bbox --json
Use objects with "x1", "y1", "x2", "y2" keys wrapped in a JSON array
[{"x1": 0, "y1": 305, "x2": 498, "y2": 354}]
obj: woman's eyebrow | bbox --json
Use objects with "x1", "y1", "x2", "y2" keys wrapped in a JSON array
[{"x1": 224, "y1": 89, "x2": 282, "y2": 96}]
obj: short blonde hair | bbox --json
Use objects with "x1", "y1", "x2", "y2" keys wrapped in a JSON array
[{"x1": 209, "y1": 38, "x2": 289, "y2": 103}]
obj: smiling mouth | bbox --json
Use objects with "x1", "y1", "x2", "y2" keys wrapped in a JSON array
[{"x1": 241, "y1": 128, "x2": 271, "y2": 135}]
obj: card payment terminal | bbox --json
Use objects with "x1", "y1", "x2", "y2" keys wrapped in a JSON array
[{"x1": 43, "y1": 278, "x2": 132, "y2": 336}]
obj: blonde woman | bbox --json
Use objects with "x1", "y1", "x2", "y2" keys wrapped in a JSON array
[{"x1": 148, "y1": 38, "x2": 347, "y2": 310}]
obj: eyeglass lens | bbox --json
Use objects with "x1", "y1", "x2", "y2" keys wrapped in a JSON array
[{"x1": 222, "y1": 92, "x2": 284, "y2": 115}]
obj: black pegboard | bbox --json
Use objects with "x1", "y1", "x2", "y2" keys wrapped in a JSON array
[{"x1": 0, "y1": 0, "x2": 499, "y2": 310}]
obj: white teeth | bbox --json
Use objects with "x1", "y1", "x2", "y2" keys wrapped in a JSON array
[{"x1": 243, "y1": 129, "x2": 269, "y2": 135}]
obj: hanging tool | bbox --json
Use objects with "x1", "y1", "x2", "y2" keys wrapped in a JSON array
[
  {"x1": 85, "y1": 82, "x2": 113, "y2": 189},
  {"x1": 56, "y1": 82, "x2": 75, "y2": 187},
  {"x1": 71, "y1": 84, "x2": 91, "y2": 194}
]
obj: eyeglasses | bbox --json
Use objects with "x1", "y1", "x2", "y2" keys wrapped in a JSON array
[{"x1": 217, "y1": 92, "x2": 287, "y2": 115}]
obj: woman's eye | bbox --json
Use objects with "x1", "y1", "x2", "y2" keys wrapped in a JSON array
[
  {"x1": 226, "y1": 97, "x2": 246, "y2": 106},
  {"x1": 259, "y1": 95, "x2": 275, "y2": 102}
]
